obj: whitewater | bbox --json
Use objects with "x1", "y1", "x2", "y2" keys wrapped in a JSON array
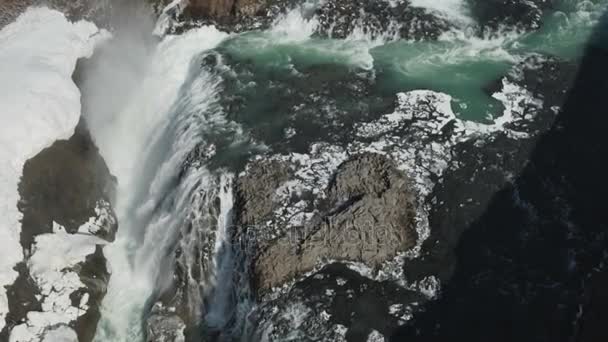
[{"x1": 0, "y1": 0, "x2": 606, "y2": 341}]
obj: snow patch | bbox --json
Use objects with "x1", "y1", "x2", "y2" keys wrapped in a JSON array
[
  {"x1": 0, "y1": 7, "x2": 108, "y2": 332},
  {"x1": 366, "y1": 330, "x2": 385, "y2": 342},
  {"x1": 409, "y1": 0, "x2": 473, "y2": 26},
  {"x1": 40, "y1": 325, "x2": 78, "y2": 342},
  {"x1": 10, "y1": 223, "x2": 106, "y2": 342}
]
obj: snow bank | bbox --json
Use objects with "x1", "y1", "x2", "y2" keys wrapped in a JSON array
[
  {"x1": 0, "y1": 7, "x2": 108, "y2": 332},
  {"x1": 10, "y1": 223, "x2": 106, "y2": 342}
]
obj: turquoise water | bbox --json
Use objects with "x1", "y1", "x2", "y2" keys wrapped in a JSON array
[{"x1": 215, "y1": 0, "x2": 607, "y2": 122}]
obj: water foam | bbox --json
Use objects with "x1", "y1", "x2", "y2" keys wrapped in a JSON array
[{"x1": 409, "y1": 0, "x2": 474, "y2": 26}]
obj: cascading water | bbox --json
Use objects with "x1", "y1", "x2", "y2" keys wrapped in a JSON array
[{"x1": 80, "y1": 23, "x2": 234, "y2": 341}]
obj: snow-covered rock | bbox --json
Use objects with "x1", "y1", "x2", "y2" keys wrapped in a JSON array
[{"x1": 0, "y1": 6, "x2": 107, "y2": 334}]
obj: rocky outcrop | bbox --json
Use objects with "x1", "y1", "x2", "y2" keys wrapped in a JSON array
[
  {"x1": 314, "y1": 0, "x2": 451, "y2": 40},
  {"x1": 0, "y1": 0, "x2": 32, "y2": 28},
  {"x1": 18, "y1": 120, "x2": 117, "y2": 253},
  {"x1": 158, "y1": 0, "x2": 452, "y2": 39},
  {"x1": 182, "y1": 0, "x2": 269, "y2": 21},
  {"x1": 390, "y1": 52, "x2": 604, "y2": 341},
  {"x1": 0, "y1": 0, "x2": 113, "y2": 29},
  {"x1": 251, "y1": 262, "x2": 426, "y2": 342},
  {"x1": 71, "y1": 246, "x2": 111, "y2": 342},
  {"x1": 1, "y1": 120, "x2": 117, "y2": 342},
  {"x1": 401, "y1": 55, "x2": 577, "y2": 284},
  {"x1": 158, "y1": 0, "x2": 293, "y2": 33},
  {"x1": 146, "y1": 304, "x2": 186, "y2": 342},
  {"x1": 231, "y1": 53, "x2": 569, "y2": 341},
  {"x1": 470, "y1": 0, "x2": 557, "y2": 33},
  {"x1": 234, "y1": 160, "x2": 292, "y2": 228},
  {"x1": 240, "y1": 153, "x2": 418, "y2": 291}
]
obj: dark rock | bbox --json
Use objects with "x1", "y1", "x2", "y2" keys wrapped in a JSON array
[
  {"x1": 314, "y1": 0, "x2": 451, "y2": 40},
  {"x1": 71, "y1": 246, "x2": 111, "y2": 342},
  {"x1": 575, "y1": 258, "x2": 608, "y2": 342},
  {"x1": 234, "y1": 160, "x2": 292, "y2": 227},
  {"x1": 249, "y1": 262, "x2": 424, "y2": 342},
  {"x1": 18, "y1": 119, "x2": 117, "y2": 253},
  {"x1": 0, "y1": 263, "x2": 42, "y2": 340},
  {"x1": 146, "y1": 303, "x2": 186, "y2": 342},
  {"x1": 161, "y1": 0, "x2": 296, "y2": 34},
  {"x1": 146, "y1": 174, "x2": 235, "y2": 342},
  {"x1": 182, "y1": 0, "x2": 238, "y2": 21},
  {"x1": 0, "y1": 0, "x2": 114, "y2": 29},
  {"x1": 159, "y1": 0, "x2": 450, "y2": 40},
  {"x1": 391, "y1": 19, "x2": 608, "y2": 342},
  {"x1": 5, "y1": 56, "x2": 118, "y2": 340},
  {"x1": 470, "y1": 0, "x2": 557, "y2": 33},
  {"x1": 403, "y1": 55, "x2": 577, "y2": 284},
  {"x1": 5, "y1": 118, "x2": 116, "y2": 341},
  {"x1": 236, "y1": 153, "x2": 417, "y2": 292},
  {"x1": 0, "y1": 0, "x2": 33, "y2": 28}
]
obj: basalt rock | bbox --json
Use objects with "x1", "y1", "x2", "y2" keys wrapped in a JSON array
[
  {"x1": 250, "y1": 262, "x2": 425, "y2": 342},
  {"x1": 18, "y1": 119, "x2": 117, "y2": 253},
  {"x1": 314, "y1": 0, "x2": 451, "y2": 40},
  {"x1": 72, "y1": 246, "x2": 111, "y2": 342},
  {"x1": 470, "y1": 0, "x2": 557, "y2": 33},
  {"x1": 146, "y1": 304, "x2": 187, "y2": 342},
  {"x1": 160, "y1": 0, "x2": 295, "y2": 33},
  {"x1": 2, "y1": 118, "x2": 117, "y2": 341},
  {"x1": 158, "y1": 0, "x2": 451, "y2": 39},
  {"x1": 0, "y1": 0, "x2": 114, "y2": 29},
  {"x1": 234, "y1": 160, "x2": 292, "y2": 228},
  {"x1": 402, "y1": 55, "x2": 577, "y2": 284},
  {"x1": 235, "y1": 153, "x2": 417, "y2": 292},
  {"x1": 390, "y1": 54, "x2": 597, "y2": 341},
  {"x1": 238, "y1": 53, "x2": 575, "y2": 341},
  {"x1": 182, "y1": 0, "x2": 271, "y2": 20}
]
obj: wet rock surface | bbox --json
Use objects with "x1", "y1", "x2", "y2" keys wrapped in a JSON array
[
  {"x1": 251, "y1": 262, "x2": 425, "y2": 342},
  {"x1": 156, "y1": 0, "x2": 296, "y2": 33},
  {"x1": 314, "y1": 0, "x2": 451, "y2": 40},
  {"x1": 234, "y1": 160, "x2": 292, "y2": 228},
  {"x1": 470, "y1": 0, "x2": 557, "y2": 32},
  {"x1": 0, "y1": 0, "x2": 113, "y2": 29},
  {"x1": 146, "y1": 304, "x2": 186, "y2": 342},
  {"x1": 157, "y1": 0, "x2": 451, "y2": 39},
  {"x1": 181, "y1": 0, "x2": 280, "y2": 23},
  {"x1": 71, "y1": 246, "x2": 111, "y2": 342},
  {"x1": 403, "y1": 55, "x2": 578, "y2": 284},
  {"x1": 145, "y1": 174, "x2": 235, "y2": 342}
]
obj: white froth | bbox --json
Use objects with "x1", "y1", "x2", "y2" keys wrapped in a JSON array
[
  {"x1": 367, "y1": 330, "x2": 385, "y2": 342},
  {"x1": 270, "y1": 5, "x2": 319, "y2": 42},
  {"x1": 409, "y1": 0, "x2": 473, "y2": 26}
]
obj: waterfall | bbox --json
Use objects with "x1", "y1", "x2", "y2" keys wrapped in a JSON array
[{"x1": 81, "y1": 23, "x2": 232, "y2": 341}]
